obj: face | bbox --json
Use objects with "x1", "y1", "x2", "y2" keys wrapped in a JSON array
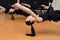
[{"x1": 25, "y1": 16, "x2": 35, "y2": 23}]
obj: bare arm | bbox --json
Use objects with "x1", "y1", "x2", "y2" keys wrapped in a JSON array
[{"x1": 12, "y1": 3, "x2": 36, "y2": 17}]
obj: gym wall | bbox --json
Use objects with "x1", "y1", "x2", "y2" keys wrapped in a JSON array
[{"x1": 52, "y1": 0, "x2": 60, "y2": 10}]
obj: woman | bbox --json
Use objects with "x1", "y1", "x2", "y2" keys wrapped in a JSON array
[
  {"x1": 12, "y1": 0, "x2": 60, "y2": 36},
  {"x1": 12, "y1": 3, "x2": 43, "y2": 22}
]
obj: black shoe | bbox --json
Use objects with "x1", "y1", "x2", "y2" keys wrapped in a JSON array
[{"x1": 26, "y1": 33, "x2": 35, "y2": 36}]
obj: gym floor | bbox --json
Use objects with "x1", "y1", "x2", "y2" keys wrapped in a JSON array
[{"x1": 0, "y1": 13, "x2": 60, "y2": 40}]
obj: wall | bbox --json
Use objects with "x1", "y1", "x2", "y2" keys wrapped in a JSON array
[{"x1": 52, "y1": 0, "x2": 60, "y2": 10}]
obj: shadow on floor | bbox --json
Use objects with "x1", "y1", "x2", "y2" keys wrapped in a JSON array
[{"x1": 37, "y1": 29, "x2": 60, "y2": 36}]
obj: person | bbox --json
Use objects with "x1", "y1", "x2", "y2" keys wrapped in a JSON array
[
  {"x1": 11, "y1": 1, "x2": 46, "y2": 36},
  {"x1": 11, "y1": 2, "x2": 49, "y2": 22},
  {"x1": 25, "y1": 4, "x2": 60, "y2": 36},
  {"x1": 26, "y1": 4, "x2": 60, "y2": 23},
  {"x1": 12, "y1": 0, "x2": 59, "y2": 36}
]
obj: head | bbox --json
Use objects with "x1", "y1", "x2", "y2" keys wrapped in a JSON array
[
  {"x1": 25, "y1": 16, "x2": 35, "y2": 25},
  {"x1": 25, "y1": 16, "x2": 43, "y2": 25}
]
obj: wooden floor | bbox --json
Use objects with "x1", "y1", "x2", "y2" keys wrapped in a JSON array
[{"x1": 0, "y1": 13, "x2": 60, "y2": 40}]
